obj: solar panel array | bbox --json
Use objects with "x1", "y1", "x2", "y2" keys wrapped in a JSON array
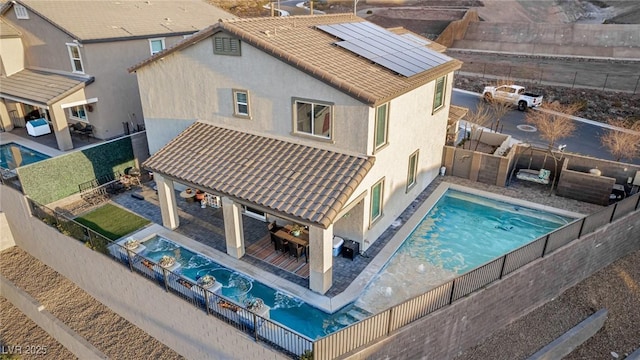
[{"x1": 317, "y1": 22, "x2": 452, "y2": 77}]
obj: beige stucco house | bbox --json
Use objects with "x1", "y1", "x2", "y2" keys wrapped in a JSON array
[
  {"x1": 0, "y1": 0, "x2": 233, "y2": 151},
  {"x1": 130, "y1": 14, "x2": 462, "y2": 294}
]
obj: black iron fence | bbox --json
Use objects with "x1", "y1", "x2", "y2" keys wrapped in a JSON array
[
  {"x1": 314, "y1": 192, "x2": 640, "y2": 360},
  {"x1": 25, "y1": 192, "x2": 640, "y2": 360},
  {"x1": 457, "y1": 62, "x2": 640, "y2": 93},
  {"x1": 26, "y1": 198, "x2": 313, "y2": 359}
]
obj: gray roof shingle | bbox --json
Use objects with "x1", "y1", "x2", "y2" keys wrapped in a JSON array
[
  {"x1": 144, "y1": 122, "x2": 375, "y2": 228},
  {"x1": 2, "y1": 0, "x2": 235, "y2": 42}
]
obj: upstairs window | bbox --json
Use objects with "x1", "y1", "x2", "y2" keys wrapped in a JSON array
[
  {"x1": 14, "y1": 4, "x2": 29, "y2": 19},
  {"x1": 433, "y1": 75, "x2": 446, "y2": 112},
  {"x1": 149, "y1": 38, "x2": 165, "y2": 55},
  {"x1": 68, "y1": 105, "x2": 87, "y2": 121},
  {"x1": 213, "y1": 37, "x2": 241, "y2": 56},
  {"x1": 374, "y1": 103, "x2": 389, "y2": 151},
  {"x1": 233, "y1": 89, "x2": 250, "y2": 118},
  {"x1": 293, "y1": 99, "x2": 332, "y2": 139},
  {"x1": 67, "y1": 44, "x2": 84, "y2": 73}
]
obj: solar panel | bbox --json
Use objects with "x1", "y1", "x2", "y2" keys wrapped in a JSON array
[{"x1": 317, "y1": 22, "x2": 452, "y2": 77}]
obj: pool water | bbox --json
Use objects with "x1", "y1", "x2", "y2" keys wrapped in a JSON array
[
  {"x1": 142, "y1": 236, "x2": 358, "y2": 339},
  {"x1": 355, "y1": 189, "x2": 574, "y2": 313},
  {"x1": 0, "y1": 142, "x2": 50, "y2": 169},
  {"x1": 138, "y1": 189, "x2": 574, "y2": 337}
]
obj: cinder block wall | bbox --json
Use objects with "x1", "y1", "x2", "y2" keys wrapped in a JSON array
[
  {"x1": 556, "y1": 169, "x2": 615, "y2": 206},
  {"x1": 348, "y1": 208, "x2": 640, "y2": 359},
  {"x1": 0, "y1": 186, "x2": 287, "y2": 360}
]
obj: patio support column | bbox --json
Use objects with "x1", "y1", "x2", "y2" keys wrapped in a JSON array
[
  {"x1": 221, "y1": 197, "x2": 245, "y2": 259},
  {"x1": 49, "y1": 103, "x2": 73, "y2": 151},
  {"x1": 309, "y1": 224, "x2": 333, "y2": 294},
  {"x1": 155, "y1": 174, "x2": 179, "y2": 229},
  {"x1": 0, "y1": 100, "x2": 14, "y2": 131}
]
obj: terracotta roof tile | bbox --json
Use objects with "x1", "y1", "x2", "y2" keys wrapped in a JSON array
[
  {"x1": 143, "y1": 122, "x2": 375, "y2": 228},
  {"x1": 130, "y1": 14, "x2": 462, "y2": 106},
  {"x1": 0, "y1": 68, "x2": 93, "y2": 106}
]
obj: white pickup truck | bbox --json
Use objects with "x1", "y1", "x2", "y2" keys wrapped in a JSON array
[{"x1": 482, "y1": 85, "x2": 543, "y2": 111}]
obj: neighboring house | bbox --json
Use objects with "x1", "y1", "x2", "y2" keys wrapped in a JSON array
[
  {"x1": 0, "y1": 0, "x2": 233, "y2": 151},
  {"x1": 130, "y1": 14, "x2": 462, "y2": 294}
]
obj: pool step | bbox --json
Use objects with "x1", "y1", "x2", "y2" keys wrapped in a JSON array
[{"x1": 346, "y1": 307, "x2": 372, "y2": 322}]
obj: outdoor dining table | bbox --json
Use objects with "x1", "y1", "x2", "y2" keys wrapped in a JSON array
[{"x1": 275, "y1": 225, "x2": 309, "y2": 262}]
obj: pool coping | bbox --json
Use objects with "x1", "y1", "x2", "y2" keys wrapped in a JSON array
[{"x1": 128, "y1": 182, "x2": 586, "y2": 314}]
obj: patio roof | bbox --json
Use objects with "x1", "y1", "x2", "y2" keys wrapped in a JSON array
[
  {"x1": 144, "y1": 122, "x2": 375, "y2": 229},
  {"x1": 0, "y1": 68, "x2": 94, "y2": 107}
]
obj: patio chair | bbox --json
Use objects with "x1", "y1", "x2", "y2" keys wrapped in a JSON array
[
  {"x1": 271, "y1": 233, "x2": 288, "y2": 252},
  {"x1": 289, "y1": 243, "x2": 305, "y2": 261}
]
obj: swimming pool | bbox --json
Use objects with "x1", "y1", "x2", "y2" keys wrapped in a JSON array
[
  {"x1": 0, "y1": 142, "x2": 50, "y2": 169},
  {"x1": 120, "y1": 187, "x2": 575, "y2": 339},
  {"x1": 354, "y1": 189, "x2": 575, "y2": 313}
]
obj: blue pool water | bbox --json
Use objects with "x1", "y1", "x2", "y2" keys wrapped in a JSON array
[
  {"x1": 0, "y1": 142, "x2": 50, "y2": 169},
  {"x1": 138, "y1": 189, "x2": 575, "y2": 338}
]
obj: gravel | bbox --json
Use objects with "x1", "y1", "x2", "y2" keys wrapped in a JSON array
[
  {"x1": 0, "y1": 246, "x2": 183, "y2": 360},
  {"x1": 455, "y1": 248, "x2": 640, "y2": 360}
]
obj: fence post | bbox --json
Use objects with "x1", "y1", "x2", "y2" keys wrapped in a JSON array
[
  {"x1": 609, "y1": 203, "x2": 617, "y2": 223},
  {"x1": 602, "y1": 74, "x2": 609, "y2": 91},
  {"x1": 634, "y1": 75, "x2": 640, "y2": 94},
  {"x1": 482, "y1": 63, "x2": 486, "y2": 78},
  {"x1": 541, "y1": 234, "x2": 550, "y2": 257},
  {"x1": 499, "y1": 256, "x2": 507, "y2": 279},
  {"x1": 163, "y1": 268, "x2": 169, "y2": 292},
  {"x1": 539, "y1": 69, "x2": 543, "y2": 84},
  {"x1": 87, "y1": 231, "x2": 96, "y2": 249},
  {"x1": 204, "y1": 288, "x2": 210, "y2": 315},
  {"x1": 127, "y1": 250, "x2": 133, "y2": 272},
  {"x1": 253, "y1": 313, "x2": 259, "y2": 341},
  {"x1": 578, "y1": 218, "x2": 586, "y2": 238},
  {"x1": 572, "y1": 72, "x2": 578, "y2": 89},
  {"x1": 508, "y1": 66, "x2": 512, "y2": 79},
  {"x1": 449, "y1": 279, "x2": 456, "y2": 304},
  {"x1": 387, "y1": 308, "x2": 394, "y2": 335}
]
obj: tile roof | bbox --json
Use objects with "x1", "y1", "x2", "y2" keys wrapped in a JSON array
[
  {"x1": 0, "y1": 19, "x2": 20, "y2": 38},
  {"x1": 2, "y1": 0, "x2": 235, "y2": 42},
  {"x1": 130, "y1": 14, "x2": 462, "y2": 106},
  {"x1": 0, "y1": 68, "x2": 94, "y2": 106},
  {"x1": 144, "y1": 122, "x2": 375, "y2": 228},
  {"x1": 449, "y1": 105, "x2": 469, "y2": 121}
]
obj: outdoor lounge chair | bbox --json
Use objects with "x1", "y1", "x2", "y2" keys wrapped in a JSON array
[{"x1": 516, "y1": 168, "x2": 551, "y2": 185}]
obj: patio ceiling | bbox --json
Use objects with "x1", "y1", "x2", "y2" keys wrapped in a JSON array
[
  {"x1": 0, "y1": 68, "x2": 94, "y2": 107},
  {"x1": 144, "y1": 122, "x2": 375, "y2": 229}
]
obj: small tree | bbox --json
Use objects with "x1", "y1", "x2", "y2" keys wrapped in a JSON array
[
  {"x1": 525, "y1": 102, "x2": 580, "y2": 150},
  {"x1": 600, "y1": 118, "x2": 640, "y2": 162}
]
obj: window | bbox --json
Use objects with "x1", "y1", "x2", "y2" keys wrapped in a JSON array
[
  {"x1": 374, "y1": 103, "x2": 389, "y2": 150},
  {"x1": 233, "y1": 89, "x2": 250, "y2": 117},
  {"x1": 407, "y1": 150, "x2": 419, "y2": 191},
  {"x1": 293, "y1": 99, "x2": 332, "y2": 139},
  {"x1": 213, "y1": 37, "x2": 241, "y2": 56},
  {"x1": 149, "y1": 38, "x2": 165, "y2": 55},
  {"x1": 14, "y1": 4, "x2": 29, "y2": 19},
  {"x1": 433, "y1": 75, "x2": 446, "y2": 112},
  {"x1": 67, "y1": 44, "x2": 84, "y2": 73},
  {"x1": 370, "y1": 179, "x2": 384, "y2": 223},
  {"x1": 68, "y1": 105, "x2": 87, "y2": 121}
]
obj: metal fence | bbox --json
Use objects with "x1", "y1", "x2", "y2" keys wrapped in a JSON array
[
  {"x1": 314, "y1": 192, "x2": 640, "y2": 360},
  {"x1": 27, "y1": 198, "x2": 313, "y2": 359},
  {"x1": 25, "y1": 192, "x2": 640, "y2": 360},
  {"x1": 457, "y1": 62, "x2": 640, "y2": 93}
]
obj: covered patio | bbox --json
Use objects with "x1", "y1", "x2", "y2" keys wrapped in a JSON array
[
  {"x1": 0, "y1": 68, "x2": 96, "y2": 151},
  {"x1": 143, "y1": 122, "x2": 375, "y2": 294}
]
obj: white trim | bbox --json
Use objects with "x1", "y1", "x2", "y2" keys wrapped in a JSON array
[
  {"x1": 60, "y1": 98, "x2": 98, "y2": 109},
  {"x1": 66, "y1": 43, "x2": 84, "y2": 74},
  {"x1": 0, "y1": 95, "x2": 49, "y2": 109}
]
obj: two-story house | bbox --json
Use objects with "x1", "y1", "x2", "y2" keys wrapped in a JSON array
[
  {"x1": 129, "y1": 14, "x2": 462, "y2": 294},
  {"x1": 0, "y1": 0, "x2": 233, "y2": 151}
]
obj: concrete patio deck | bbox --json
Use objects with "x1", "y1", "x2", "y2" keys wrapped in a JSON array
[{"x1": 107, "y1": 173, "x2": 603, "y2": 312}]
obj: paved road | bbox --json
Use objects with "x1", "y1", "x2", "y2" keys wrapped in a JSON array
[{"x1": 452, "y1": 89, "x2": 640, "y2": 165}]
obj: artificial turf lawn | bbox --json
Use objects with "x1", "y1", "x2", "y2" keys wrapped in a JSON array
[{"x1": 74, "y1": 203, "x2": 150, "y2": 240}]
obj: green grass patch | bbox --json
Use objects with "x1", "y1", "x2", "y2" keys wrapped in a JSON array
[{"x1": 74, "y1": 204, "x2": 150, "y2": 240}]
